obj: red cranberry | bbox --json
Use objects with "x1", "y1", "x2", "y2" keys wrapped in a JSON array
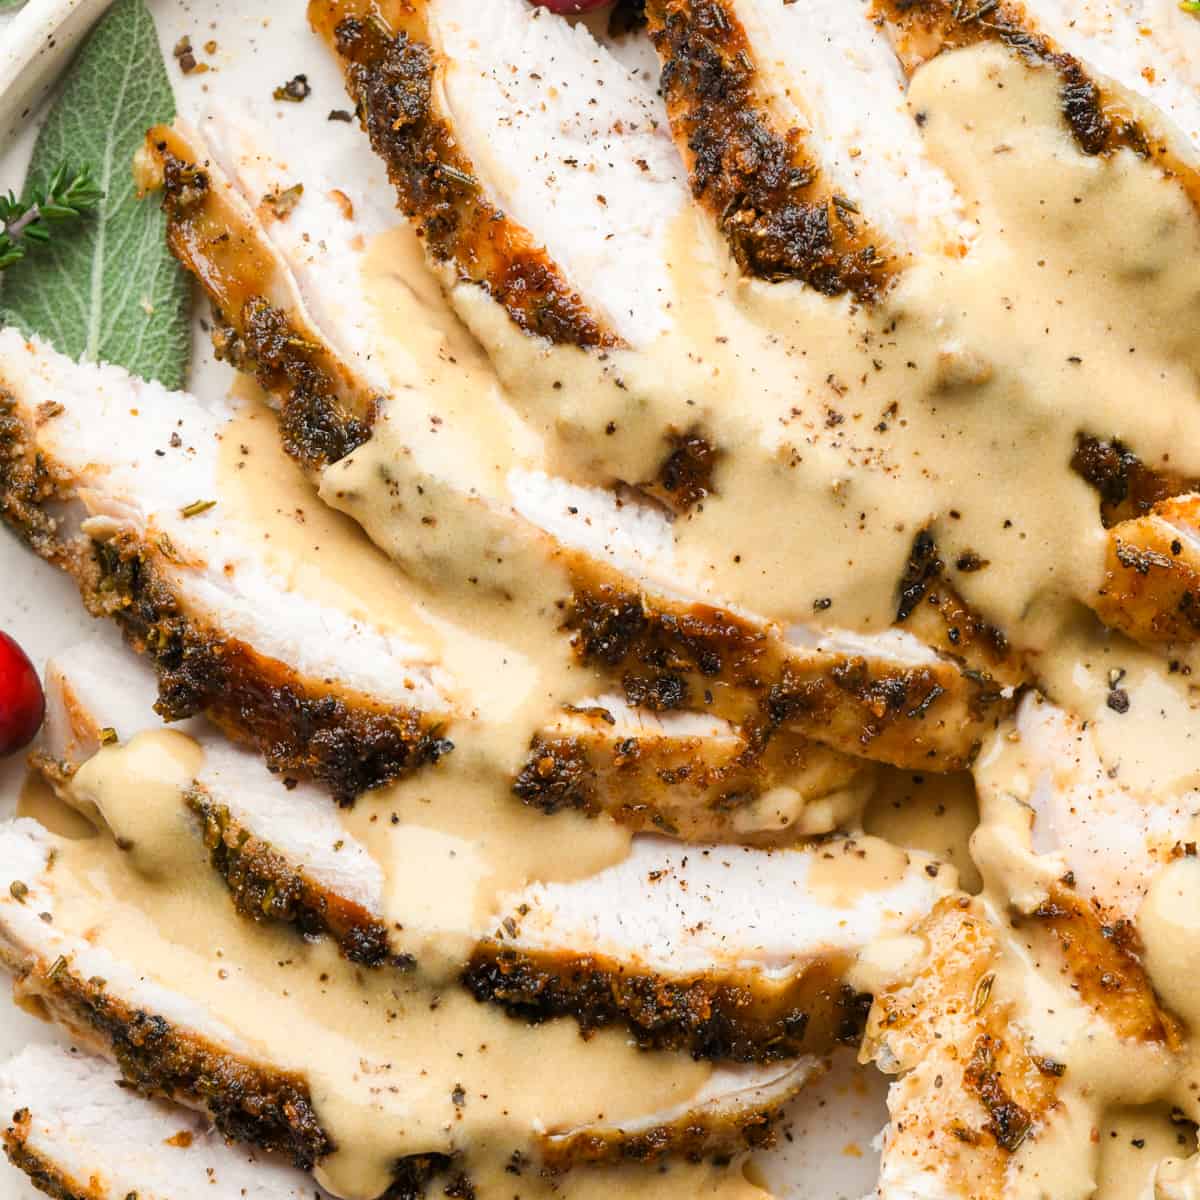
[
  {"x1": 531, "y1": 0, "x2": 612, "y2": 12},
  {"x1": 0, "y1": 632, "x2": 44, "y2": 756}
]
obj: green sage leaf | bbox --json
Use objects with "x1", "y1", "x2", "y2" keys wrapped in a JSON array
[{"x1": 0, "y1": 0, "x2": 190, "y2": 388}]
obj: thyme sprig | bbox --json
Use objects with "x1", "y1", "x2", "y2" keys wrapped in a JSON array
[{"x1": 0, "y1": 164, "x2": 103, "y2": 271}]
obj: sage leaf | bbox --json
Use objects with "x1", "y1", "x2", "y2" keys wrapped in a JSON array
[{"x1": 0, "y1": 0, "x2": 190, "y2": 389}]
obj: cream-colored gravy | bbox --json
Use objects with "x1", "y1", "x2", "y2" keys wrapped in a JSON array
[
  {"x1": 455, "y1": 44, "x2": 1200, "y2": 650},
  {"x1": 864, "y1": 770, "x2": 982, "y2": 894},
  {"x1": 1097, "y1": 1107, "x2": 1196, "y2": 1200},
  {"x1": 16, "y1": 770, "x2": 95, "y2": 840},
  {"x1": 18, "y1": 30, "x2": 1200, "y2": 1200},
  {"x1": 438, "y1": 46, "x2": 1200, "y2": 1196},
  {"x1": 47, "y1": 732, "x2": 717, "y2": 1200}
]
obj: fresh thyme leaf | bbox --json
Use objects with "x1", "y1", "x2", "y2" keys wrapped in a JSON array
[
  {"x1": 0, "y1": 165, "x2": 103, "y2": 269},
  {"x1": 1182, "y1": 0, "x2": 1200, "y2": 13},
  {"x1": 0, "y1": 0, "x2": 191, "y2": 389}
]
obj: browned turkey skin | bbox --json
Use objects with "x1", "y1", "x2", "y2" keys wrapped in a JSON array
[
  {"x1": 646, "y1": 0, "x2": 894, "y2": 299},
  {"x1": 0, "y1": 398, "x2": 448, "y2": 801}
]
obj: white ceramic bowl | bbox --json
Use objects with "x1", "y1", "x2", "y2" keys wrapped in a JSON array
[{"x1": 0, "y1": 0, "x2": 114, "y2": 144}]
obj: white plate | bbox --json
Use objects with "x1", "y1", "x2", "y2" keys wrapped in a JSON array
[{"x1": 0, "y1": 3, "x2": 888, "y2": 1195}]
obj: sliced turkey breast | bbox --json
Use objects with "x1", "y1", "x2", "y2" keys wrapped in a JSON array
[
  {"x1": 862, "y1": 895, "x2": 1179, "y2": 1199},
  {"x1": 3, "y1": 310, "x2": 868, "y2": 841},
  {"x1": 865, "y1": 687, "x2": 1194, "y2": 1198},
  {"x1": 300, "y1": 0, "x2": 1200, "y2": 675},
  {"x1": 308, "y1": 0, "x2": 689, "y2": 349},
  {"x1": 1070, "y1": 434, "x2": 1200, "y2": 531},
  {"x1": 1, "y1": 1043, "x2": 331, "y2": 1200},
  {"x1": 863, "y1": 898, "x2": 1069, "y2": 1200},
  {"x1": 466, "y1": 833, "x2": 953, "y2": 1062},
  {"x1": 974, "y1": 693, "x2": 1197, "y2": 920},
  {"x1": 1020, "y1": 0, "x2": 1200, "y2": 149},
  {"x1": 40, "y1": 640, "x2": 393, "y2": 966},
  {"x1": 0, "y1": 818, "x2": 816, "y2": 1193},
  {"x1": 39, "y1": 640, "x2": 949, "y2": 1062},
  {"x1": 639, "y1": 0, "x2": 1200, "y2": 662},
  {"x1": 0, "y1": 327, "x2": 455, "y2": 800},
  {"x1": 514, "y1": 695, "x2": 873, "y2": 844},
  {"x1": 143, "y1": 114, "x2": 1008, "y2": 774},
  {"x1": 298, "y1": 3, "x2": 729, "y2": 529},
  {"x1": 643, "y1": 0, "x2": 967, "y2": 296},
  {"x1": 1070, "y1": 436, "x2": 1200, "y2": 646},
  {"x1": 0, "y1": 1044, "x2": 778, "y2": 1200},
  {"x1": 870, "y1": 0, "x2": 1200, "y2": 195},
  {"x1": 1095, "y1": 495, "x2": 1200, "y2": 645},
  {"x1": 0, "y1": 820, "x2": 335, "y2": 1175}
]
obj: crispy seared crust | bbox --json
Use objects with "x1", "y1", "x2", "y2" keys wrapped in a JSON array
[
  {"x1": 513, "y1": 721, "x2": 869, "y2": 842},
  {"x1": 959, "y1": 1032, "x2": 1042, "y2": 1154},
  {"x1": 567, "y1": 579, "x2": 1007, "y2": 771},
  {"x1": 190, "y1": 797, "x2": 398, "y2": 969},
  {"x1": 308, "y1": 2, "x2": 619, "y2": 349},
  {"x1": 3, "y1": 1118, "x2": 100, "y2": 1200},
  {"x1": 1016, "y1": 885, "x2": 1182, "y2": 1047},
  {"x1": 1071, "y1": 434, "x2": 1196, "y2": 528},
  {"x1": 644, "y1": 430, "x2": 722, "y2": 515},
  {"x1": 463, "y1": 942, "x2": 868, "y2": 1063},
  {"x1": 894, "y1": 530, "x2": 1025, "y2": 690},
  {"x1": 144, "y1": 128, "x2": 372, "y2": 474},
  {"x1": 873, "y1": 0, "x2": 1200, "y2": 206},
  {"x1": 646, "y1": 0, "x2": 893, "y2": 299},
  {"x1": 4, "y1": 957, "x2": 332, "y2": 1171},
  {"x1": 1072, "y1": 438, "x2": 1200, "y2": 644},
  {"x1": 0, "y1": 395, "x2": 452, "y2": 803},
  {"x1": 540, "y1": 1090, "x2": 786, "y2": 1172},
  {"x1": 0, "y1": 387, "x2": 73, "y2": 564},
  {"x1": 1096, "y1": 502, "x2": 1200, "y2": 645}
]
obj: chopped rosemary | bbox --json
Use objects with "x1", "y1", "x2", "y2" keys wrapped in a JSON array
[
  {"x1": 0, "y1": 164, "x2": 103, "y2": 271},
  {"x1": 180, "y1": 499, "x2": 216, "y2": 519},
  {"x1": 99, "y1": 727, "x2": 119, "y2": 746},
  {"x1": 959, "y1": 0, "x2": 999, "y2": 20},
  {"x1": 46, "y1": 954, "x2": 68, "y2": 981},
  {"x1": 435, "y1": 162, "x2": 480, "y2": 190}
]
